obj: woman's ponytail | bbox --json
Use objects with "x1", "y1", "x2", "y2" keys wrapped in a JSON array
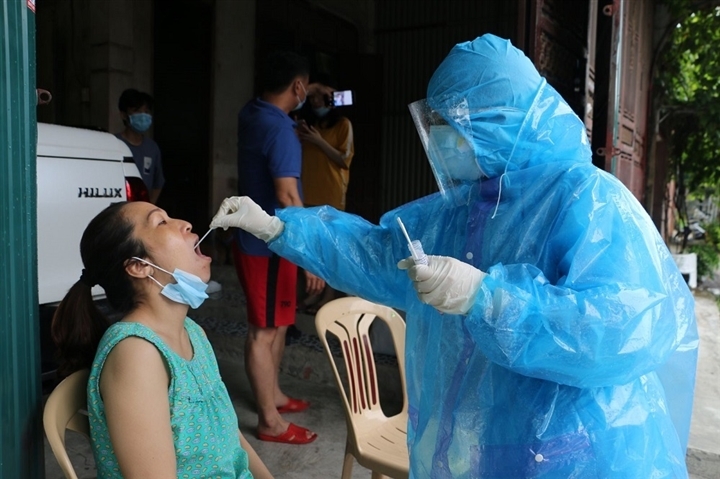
[
  {"x1": 49, "y1": 201, "x2": 146, "y2": 378},
  {"x1": 51, "y1": 279, "x2": 109, "y2": 378}
]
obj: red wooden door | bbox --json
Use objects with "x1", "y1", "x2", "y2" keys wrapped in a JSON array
[{"x1": 601, "y1": 0, "x2": 654, "y2": 201}]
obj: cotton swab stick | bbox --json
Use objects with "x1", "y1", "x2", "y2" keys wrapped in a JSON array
[
  {"x1": 397, "y1": 217, "x2": 414, "y2": 246},
  {"x1": 194, "y1": 228, "x2": 214, "y2": 249},
  {"x1": 397, "y1": 217, "x2": 428, "y2": 265}
]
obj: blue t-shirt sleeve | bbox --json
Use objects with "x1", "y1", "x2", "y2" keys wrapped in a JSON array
[{"x1": 266, "y1": 125, "x2": 301, "y2": 179}]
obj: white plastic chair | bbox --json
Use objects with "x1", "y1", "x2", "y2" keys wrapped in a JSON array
[
  {"x1": 316, "y1": 297, "x2": 409, "y2": 479},
  {"x1": 43, "y1": 369, "x2": 90, "y2": 479}
]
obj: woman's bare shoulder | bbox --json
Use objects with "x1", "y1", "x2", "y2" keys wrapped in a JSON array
[{"x1": 101, "y1": 336, "x2": 168, "y2": 392}]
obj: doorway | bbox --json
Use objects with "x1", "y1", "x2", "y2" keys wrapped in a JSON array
[
  {"x1": 154, "y1": 0, "x2": 212, "y2": 230},
  {"x1": 255, "y1": 0, "x2": 383, "y2": 223}
]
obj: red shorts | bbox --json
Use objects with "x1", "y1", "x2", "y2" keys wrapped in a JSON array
[{"x1": 232, "y1": 243, "x2": 297, "y2": 328}]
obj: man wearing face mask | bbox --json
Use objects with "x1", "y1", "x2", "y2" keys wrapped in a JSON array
[
  {"x1": 213, "y1": 35, "x2": 698, "y2": 477},
  {"x1": 117, "y1": 88, "x2": 165, "y2": 204},
  {"x1": 232, "y1": 50, "x2": 326, "y2": 445}
]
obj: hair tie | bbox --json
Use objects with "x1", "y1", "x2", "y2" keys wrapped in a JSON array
[{"x1": 79, "y1": 269, "x2": 98, "y2": 287}]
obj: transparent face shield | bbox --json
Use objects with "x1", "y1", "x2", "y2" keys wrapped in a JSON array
[{"x1": 408, "y1": 99, "x2": 484, "y2": 206}]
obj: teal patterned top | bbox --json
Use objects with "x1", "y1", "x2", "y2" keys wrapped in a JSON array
[{"x1": 87, "y1": 318, "x2": 252, "y2": 479}]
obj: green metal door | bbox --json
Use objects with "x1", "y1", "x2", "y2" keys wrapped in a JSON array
[{"x1": 0, "y1": 0, "x2": 43, "y2": 477}]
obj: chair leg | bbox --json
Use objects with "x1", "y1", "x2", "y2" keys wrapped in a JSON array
[
  {"x1": 341, "y1": 441, "x2": 354, "y2": 479},
  {"x1": 370, "y1": 472, "x2": 389, "y2": 479}
]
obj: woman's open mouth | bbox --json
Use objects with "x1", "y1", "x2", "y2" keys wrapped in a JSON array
[{"x1": 194, "y1": 243, "x2": 212, "y2": 261}]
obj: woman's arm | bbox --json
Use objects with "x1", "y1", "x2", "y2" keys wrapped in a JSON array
[
  {"x1": 298, "y1": 125, "x2": 348, "y2": 168},
  {"x1": 298, "y1": 118, "x2": 355, "y2": 170},
  {"x1": 239, "y1": 431, "x2": 274, "y2": 479},
  {"x1": 100, "y1": 337, "x2": 177, "y2": 479}
]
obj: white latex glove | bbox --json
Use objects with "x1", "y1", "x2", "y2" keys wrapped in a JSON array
[
  {"x1": 210, "y1": 196, "x2": 284, "y2": 243},
  {"x1": 398, "y1": 255, "x2": 486, "y2": 314}
]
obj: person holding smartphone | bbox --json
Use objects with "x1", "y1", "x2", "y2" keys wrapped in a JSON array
[{"x1": 295, "y1": 76, "x2": 355, "y2": 313}]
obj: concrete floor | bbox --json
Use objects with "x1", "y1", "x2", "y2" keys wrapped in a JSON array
[
  {"x1": 44, "y1": 265, "x2": 720, "y2": 478},
  {"x1": 685, "y1": 289, "x2": 720, "y2": 479}
]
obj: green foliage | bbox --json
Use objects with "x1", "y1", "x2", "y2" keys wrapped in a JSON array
[
  {"x1": 687, "y1": 219, "x2": 720, "y2": 279},
  {"x1": 688, "y1": 243, "x2": 719, "y2": 279},
  {"x1": 657, "y1": 2, "x2": 720, "y2": 194},
  {"x1": 704, "y1": 220, "x2": 720, "y2": 245}
]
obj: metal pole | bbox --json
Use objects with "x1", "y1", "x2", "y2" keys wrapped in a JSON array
[
  {"x1": 0, "y1": 0, "x2": 44, "y2": 477},
  {"x1": 606, "y1": 0, "x2": 624, "y2": 176}
]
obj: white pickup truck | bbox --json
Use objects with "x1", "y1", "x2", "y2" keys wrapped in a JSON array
[{"x1": 37, "y1": 123, "x2": 147, "y2": 376}]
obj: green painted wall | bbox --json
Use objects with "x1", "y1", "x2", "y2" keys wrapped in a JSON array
[{"x1": 0, "y1": 0, "x2": 44, "y2": 477}]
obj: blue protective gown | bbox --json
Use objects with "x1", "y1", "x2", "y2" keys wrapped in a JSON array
[{"x1": 269, "y1": 35, "x2": 698, "y2": 478}]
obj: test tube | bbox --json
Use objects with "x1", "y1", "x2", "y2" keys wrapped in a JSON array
[{"x1": 397, "y1": 217, "x2": 428, "y2": 265}]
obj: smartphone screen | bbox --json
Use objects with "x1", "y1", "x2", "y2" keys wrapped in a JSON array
[{"x1": 333, "y1": 90, "x2": 353, "y2": 106}]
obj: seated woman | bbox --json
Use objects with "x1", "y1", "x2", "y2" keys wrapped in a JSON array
[{"x1": 51, "y1": 201, "x2": 272, "y2": 479}]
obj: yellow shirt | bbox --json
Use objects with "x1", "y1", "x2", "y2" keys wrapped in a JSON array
[{"x1": 301, "y1": 117, "x2": 354, "y2": 210}]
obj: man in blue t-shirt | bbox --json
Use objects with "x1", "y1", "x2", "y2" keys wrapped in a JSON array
[
  {"x1": 116, "y1": 89, "x2": 165, "y2": 204},
  {"x1": 234, "y1": 51, "x2": 325, "y2": 445}
]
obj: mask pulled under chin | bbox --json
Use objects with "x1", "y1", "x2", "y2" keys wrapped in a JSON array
[{"x1": 132, "y1": 257, "x2": 209, "y2": 309}]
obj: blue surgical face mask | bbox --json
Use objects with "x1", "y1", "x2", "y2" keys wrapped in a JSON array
[
  {"x1": 293, "y1": 83, "x2": 308, "y2": 111},
  {"x1": 313, "y1": 106, "x2": 330, "y2": 117},
  {"x1": 428, "y1": 125, "x2": 483, "y2": 181},
  {"x1": 132, "y1": 257, "x2": 208, "y2": 309},
  {"x1": 129, "y1": 112, "x2": 153, "y2": 133}
]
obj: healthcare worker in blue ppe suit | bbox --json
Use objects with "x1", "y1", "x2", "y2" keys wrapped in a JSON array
[{"x1": 211, "y1": 35, "x2": 698, "y2": 478}]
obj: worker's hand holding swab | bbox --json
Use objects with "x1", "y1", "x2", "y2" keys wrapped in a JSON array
[
  {"x1": 210, "y1": 196, "x2": 284, "y2": 242},
  {"x1": 398, "y1": 255, "x2": 486, "y2": 315}
]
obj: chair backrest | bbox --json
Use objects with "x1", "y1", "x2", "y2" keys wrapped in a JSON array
[
  {"x1": 315, "y1": 297, "x2": 407, "y2": 423},
  {"x1": 43, "y1": 369, "x2": 90, "y2": 479}
]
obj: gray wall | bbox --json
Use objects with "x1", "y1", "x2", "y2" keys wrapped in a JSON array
[
  {"x1": 210, "y1": 0, "x2": 257, "y2": 212},
  {"x1": 36, "y1": 0, "x2": 153, "y2": 133}
]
